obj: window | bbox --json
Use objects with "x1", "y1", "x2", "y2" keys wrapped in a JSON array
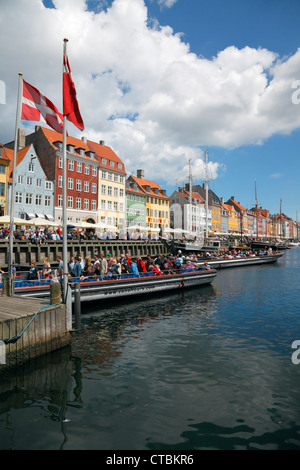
[
  {"x1": 68, "y1": 178, "x2": 74, "y2": 190},
  {"x1": 59, "y1": 157, "x2": 63, "y2": 169},
  {"x1": 108, "y1": 201, "x2": 112, "y2": 210},
  {"x1": 91, "y1": 200, "x2": 96, "y2": 211},
  {"x1": 0, "y1": 164, "x2": 5, "y2": 174},
  {"x1": 108, "y1": 172, "x2": 112, "y2": 181},
  {"x1": 102, "y1": 170, "x2": 106, "y2": 179},
  {"x1": 58, "y1": 175, "x2": 63, "y2": 187},
  {"x1": 114, "y1": 187, "x2": 118, "y2": 197},
  {"x1": 84, "y1": 181, "x2": 89, "y2": 192},
  {"x1": 118, "y1": 163, "x2": 122, "y2": 170},
  {"x1": 77, "y1": 162, "x2": 82, "y2": 173},
  {"x1": 36, "y1": 178, "x2": 42, "y2": 187},
  {"x1": 108, "y1": 186, "x2": 112, "y2": 196},
  {"x1": 45, "y1": 195, "x2": 51, "y2": 206},
  {"x1": 84, "y1": 198, "x2": 89, "y2": 210},
  {"x1": 114, "y1": 202, "x2": 118, "y2": 211},
  {"x1": 76, "y1": 197, "x2": 81, "y2": 209},
  {"x1": 114, "y1": 174, "x2": 118, "y2": 182},
  {"x1": 101, "y1": 158, "x2": 107, "y2": 165},
  {"x1": 76, "y1": 179, "x2": 82, "y2": 191},
  {"x1": 27, "y1": 177, "x2": 33, "y2": 186},
  {"x1": 0, "y1": 183, "x2": 5, "y2": 197},
  {"x1": 25, "y1": 193, "x2": 32, "y2": 205},
  {"x1": 101, "y1": 185, "x2": 106, "y2": 195},
  {"x1": 119, "y1": 203, "x2": 124, "y2": 212},
  {"x1": 109, "y1": 160, "x2": 114, "y2": 167},
  {"x1": 68, "y1": 160, "x2": 74, "y2": 171},
  {"x1": 68, "y1": 196, "x2": 73, "y2": 208},
  {"x1": 45, "y1": 181, "x2": 52, "y2": 190},
  {"x1": 120, "y1": 189, "x2": 124, "y2": 197},
  {"x1": 84, "y1": 164, "x2": 89, "y2": 175},
  {"x1": 91, "y1": 183, "x2": 97, "y2": 194},
  {"x1": 58, "y1": 194, "x2": 63, "y2": 206},
  {"x1": 92, "y1": 166, "x2": 97, "y2": 177},
  {"x1": 28, "y1": 163, "x2": 34, "y2": 172},
  {"x1": 120, "y1": 176, "x2": 124, "y2": 184},
  {"x1": 36, "y1": 194, "x2": 42, "y2": 205},
  {"x1": 101, "y1": 200, "x2": 106, "y2": 209},
  {"x1": 17, "y1": 175, "x2": 23, "y2": 184}
]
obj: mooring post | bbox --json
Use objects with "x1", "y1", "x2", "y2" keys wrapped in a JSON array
[
  {"x1": 74, "y1": 282, "x2": 81, "y2": 329},
  {"x1": 50, "y1": 282, "x2": 61, "y2": 304}
]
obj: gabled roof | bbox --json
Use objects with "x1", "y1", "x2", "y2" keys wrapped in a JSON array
[
  {"x1": 3, "y1": 144, "x2": 36, "y2": 182},
  {"x1": 87, "y1": 140, "x2": 126, "y2": 174},
  {"x1": 129, "y1": 175, "x2": 169, "y2": 199}
]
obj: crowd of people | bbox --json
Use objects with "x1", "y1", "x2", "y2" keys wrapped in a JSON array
[{"x1": 17, "y1": 250, "x2": 210, "y2": 284}]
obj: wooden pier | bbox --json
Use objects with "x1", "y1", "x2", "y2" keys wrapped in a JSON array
[{"x1": 0, "y1": 295, "x2": 71, "y2": 371}]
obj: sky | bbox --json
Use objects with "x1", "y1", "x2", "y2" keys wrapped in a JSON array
[{"x1": 0, "y1": 0, "x2": 299, "y2": 219}]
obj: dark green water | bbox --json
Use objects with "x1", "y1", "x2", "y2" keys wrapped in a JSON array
[{"x1": 1, "y1": 248, "x2": 300, "y2": 450}]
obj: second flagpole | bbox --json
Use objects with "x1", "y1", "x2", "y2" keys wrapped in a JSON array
[{"x1": 62, "y1": 39, "x2": 72, "y2": 328}]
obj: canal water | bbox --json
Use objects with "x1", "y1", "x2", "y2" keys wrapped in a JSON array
[{"x1": 1, "y1": 248, "x2": 300, "y2": 451}]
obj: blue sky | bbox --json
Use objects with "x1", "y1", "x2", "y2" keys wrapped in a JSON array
[
  {"x1": 147, "y1": 0, "x2": 300, "y2": 217},
  {"x1": 1, "y1": 0, "x2": 299, "y2": 219}
]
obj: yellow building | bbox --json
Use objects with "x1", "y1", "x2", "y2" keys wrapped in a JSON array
[
  {"x1": 129, "y1": 170, "x2": 169, "y2": 232},
  {"x1": 0, "y1": 145, "x2": 10, "y2": 216},
  {"x1": 223, "y1": 203, "x2": 239, "y2": 233}
]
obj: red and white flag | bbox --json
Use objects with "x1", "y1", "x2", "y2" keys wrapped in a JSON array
[
  {"x1": 21, "y1": 80, "x2": 63, "y2": 133},
  {"x1": 63, "y1": 48, "x2": 84, "y2": 131}
]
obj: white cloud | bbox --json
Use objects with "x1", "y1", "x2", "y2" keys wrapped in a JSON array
[{"x1": 0, "y1": 0, "x2": 299, "y2": 188}]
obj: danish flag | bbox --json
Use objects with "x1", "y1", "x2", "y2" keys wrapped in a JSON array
[
  {"x1": 63, "y1": 47, "x2": 84, "y2": 131},
  {"x1": 21, "y1": 80, "x2": 63, "y2": 133}
]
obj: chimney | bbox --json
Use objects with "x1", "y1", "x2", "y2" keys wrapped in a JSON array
[
  {"x1": 18, "y1": 128, "x2": 26, "y2": 150},
  {"x1": 99, "y1": 140, "x2": 105, "y2": 146},
  {"x1": 231, "y1": 196, "x2": 235, "y2": 201},
  {"x1": 221, "y1": 197, "x2": 224, "y2": 204},
  {"x1": 137, "y1": 169, "x2": 144, "y2": 179},
  {"x1": 81, "y1": 136, "x2": 87, "y2": 143}
]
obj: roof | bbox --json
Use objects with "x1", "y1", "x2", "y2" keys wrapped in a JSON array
[
  {"x1": 3, "y1": 144, "x2": 35, "y2": 181},
  {"x1": 129, "y1": 175, "x2": 169, "y2": 199},
  {"x1": 87, "y1": 140, "x2": 126, "y2": 174},
  {"x1": 38, "y1": 127, "x2": 126, "y2": 173}
]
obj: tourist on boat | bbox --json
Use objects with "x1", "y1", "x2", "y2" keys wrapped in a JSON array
[
  {"x1": 145, "y1": 255, "x2": 154, "y2": 271},
  {"x1": 26, "y1": 260, "x2": 40, "y2": 281},
  {"x1": 175, "y1": 254, "x2": 183, "y2": 270},
  {"x1": 148, "y1": 264, "x2": 161, "y2": 276},
  {"x1": 203, "y1": 262, "x2": 211, "y2": 270},
  {"x1": 185, "y1": 261, "x2": 196, "y2": 271},
  {"x1": 130, "y1": 259, "x2": 140, "y2": 277},
  {"x1": 41, "y1": 257, "x2": 51, "y2": 279},
  {"x1": 100, "y1": 252, "x2": 108, "y2": 279},
  {"x1": 69, "y1": 256, "x2": 76, "y2": 277},
  {"x1": 56, "y1": 255, "x2": 64, "y2": 276},
  {"x1": 120, "y1": 254, "x2": 130, "y2": 273},
  {"x1": 125, "y1": 253, "x2": 132, "y2": 268},
  {"x1": 137, "y1": 256, "x2": 147, "y2": 273},
  {"x1": 80, "y1": 257, "x2": 93, "y2": 281},
  {"x1": 74, "y1": 256, "x2": 82, "y2": 277}
]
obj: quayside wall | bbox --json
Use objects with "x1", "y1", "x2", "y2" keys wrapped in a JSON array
[{"x1": 0, "y1": 239, "x2": 168, "y2": 268}]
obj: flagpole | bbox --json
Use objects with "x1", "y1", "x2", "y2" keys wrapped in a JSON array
[
  {"x1": 62, "y1": 39, "x2": 69, "y2": 303},
  {"x1": 8, "y1": 72, "x2": 23, "y2": 293}
]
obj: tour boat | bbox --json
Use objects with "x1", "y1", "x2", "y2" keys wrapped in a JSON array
[{"x1": 5, "y1": 268, "x2": 217, "y2": 304}]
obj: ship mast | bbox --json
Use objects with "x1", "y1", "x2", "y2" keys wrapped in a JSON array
[{"x1": 205, "y1": 150, "x2": 209, "y2": 238}]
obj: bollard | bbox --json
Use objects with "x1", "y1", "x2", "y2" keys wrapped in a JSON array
[
  {"x1": 2, "y1": 275, "x2": 12, "y2": 296},
  {"x1": 74, "y1": 282, "x2": 81, "y2": 330},
  {"x1": 50, "y1": 282, "x2": 61, "y2": 304}
]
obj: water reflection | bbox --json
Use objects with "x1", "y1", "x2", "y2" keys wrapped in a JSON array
[{"x1": 1, "y1": 249, "x2": 300, "y2": 450}]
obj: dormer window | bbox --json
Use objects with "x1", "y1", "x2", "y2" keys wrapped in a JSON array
[{"x1": 67, "y1": 144, "x2": 74, "y2": 153}]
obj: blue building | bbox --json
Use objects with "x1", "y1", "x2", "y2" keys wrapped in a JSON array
[{"x1": 7, "y1": 143, "x2": 55, "y2": 221}]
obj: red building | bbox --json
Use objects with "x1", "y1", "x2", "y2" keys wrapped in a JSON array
[{"x1": 26, "y1": 126, "x2": 99, "y2": 224}]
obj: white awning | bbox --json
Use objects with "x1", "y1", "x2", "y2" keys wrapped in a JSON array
[{"x1": 45, "y1": 214, "x2": 54, "y2": 221}]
